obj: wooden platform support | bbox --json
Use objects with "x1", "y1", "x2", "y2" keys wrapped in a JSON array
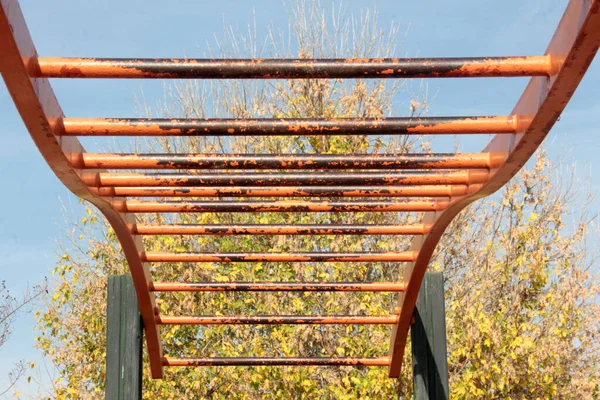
[
  {"x1": 106, "y1": 275, "x2": 143, "y2": 400},
  {"x1": 410, "y1": 272, "x2": 449, "y2": 400}
]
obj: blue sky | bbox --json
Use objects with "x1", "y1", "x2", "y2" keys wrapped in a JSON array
[{"x1": 0, "y1": 0, "x2": 598, "y2": 395}]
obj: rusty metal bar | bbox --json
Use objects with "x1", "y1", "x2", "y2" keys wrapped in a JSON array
[
  {"x1": 82, "y1": 170, "x2": 488, "y2": 187},
  {"x1": 133, "y1": 223, "x2": 431, "y2": 235},
  {"x1": 156, "y1": 315, "x2": 398, "y2": 325},
  {"x1": 150, "y1": 282, "x2": 407, "y2": 292},
  {"x1": 92, "y1": 185, "x2": 466, "y2": 198},
  {"x1": 163, "y1": 357, "x2": 391, "y2": 367},
  {"x1": 73, "y1": 152, "x2": 503, "y2": 170},
  {"x1": 60, "y1": 117, "x2": 516, "y2": 136},
  {"x1": 142, "y1": 251, "x2": 417, "y2": 263},
  {"x1": 36, "y1": 56, "x2": 551, "y2": 79},
  {"x1": 114, "y1": 199, "x2": 448, "y2": 213}
]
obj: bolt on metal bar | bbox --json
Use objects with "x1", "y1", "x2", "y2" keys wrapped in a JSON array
[
  {"x1": 155, "y1": 315, "x2": 399, "y2": 325},
  {"x1": 73, "y1": 152, "x2": 503, "y2": 170},
  {"x1": 82, "y1": 170, "x2": 489, "y2": 187},
  {"x1": 150, "y1": 282, "x2": 407, "y2": 292},
  {"x1": 162, "y1": 357, "x2": 391, "y2": 367},
  {"x1": 92, "y1": 185, "x2": 466, "y2": 198},
  {"x1": 114, "y1": 199, "x2": 449, "y2": 213},
  {"x1": 133, "y1": 223, "x2": 431, "y2": 235},
  {"x1": 142, "y1": 251, "x2": 417, "y2": 263},
  {"x1": 60, "y1": 116, "x2": 517, "y2": 136},
  {"x1": 36, "y1": 56, "x2": 551, "y2": 79}
]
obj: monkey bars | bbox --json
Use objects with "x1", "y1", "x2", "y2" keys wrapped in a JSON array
[{"x1": 1, "y1": 0, "x2": 598, "y2": 381}]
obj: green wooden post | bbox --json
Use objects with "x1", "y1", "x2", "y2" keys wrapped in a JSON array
[
  {"x1": 106, "y1": 275, "x2": 143, "y2": 400},
  {"x1": 411, "y1": 272, "x2": 449, "y2": 400}
]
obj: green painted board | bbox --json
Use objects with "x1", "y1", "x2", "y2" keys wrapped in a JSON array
[
  {"x1": 411, "y1": 272, "x2": 449, "y2": 400},
  {"x1": 106, "y1": 275, "x2": 143, "y2": 400}
]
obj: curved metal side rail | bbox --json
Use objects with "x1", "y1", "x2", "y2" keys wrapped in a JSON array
[
  {"x1": 0, "y1": 0, "x2": 165, "y2": 378},
  {"x1": 387, "y1": 0, "x2": 600, "y2": 377}
]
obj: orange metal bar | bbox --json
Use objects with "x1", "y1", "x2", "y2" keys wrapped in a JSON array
[
  {"x1": 82, "y1": 170, "x2": 489, "y2": 187},
  {"x1": 114, "y1": 199, "x2": 449, "y2": 213},
  {"x1": 142, "y1": 251, "x2": 418, "y2": 263},
  {"x1": 387, "y1": 0, "x2": 600, "y2": 378},
  {"x1": 73, "y1": 152, "x2": 502, "y2": 170},
  {"x1": 150, "y1": 282, "x2": 407, "y2": 292},
  {"x1": 92, "y1": 185, "x2": 466, "y2": 198},
  {"x1": 133, "y1": 223, "x2": 431, "y2": 235},
  {"x1": 163, "y1": 357, "x2": 391, "y2": 367},
  {"x1": 156, "y1": 315, "x2": 399, "y2": 325},
  {"x1": 0, "y1": 0, "x2": 166, "y2": 378},
  {"x1": 36, "y1": 56, "x2": 552, "y2": 79},
  {"x1": 60, "y1": 116, "x2": 517, "y2": 136}
]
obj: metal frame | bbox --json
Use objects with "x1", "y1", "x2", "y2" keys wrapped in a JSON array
[{"x1": 1, "y1": 0, "x2": 598, "y2": 382}]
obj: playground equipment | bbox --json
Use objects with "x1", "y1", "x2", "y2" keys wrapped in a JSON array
[{"x1": 1, "y1": 0, "x2": 598, "y2": 397}]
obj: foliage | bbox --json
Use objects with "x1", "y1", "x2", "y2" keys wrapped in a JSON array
[
  {"x1": 439, "y1": 156, "x2": 600, "y2": 398},
  {"x1": 33, "y1": 1, "x2": 599, "y2": 399},
  {"x1": 0, "y1": 280, "x2": 46, "y2": 398}
]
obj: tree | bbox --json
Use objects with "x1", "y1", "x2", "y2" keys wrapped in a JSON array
[
  {"x1": 34, "y1": 1, "x2": 600, "y2": 398},
  {"x1": 0, "y1": 281, "x2": 45, "y2": 398},
  {"x1": 440, "y1": 155, "x2": 600, "y2": 398}
]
